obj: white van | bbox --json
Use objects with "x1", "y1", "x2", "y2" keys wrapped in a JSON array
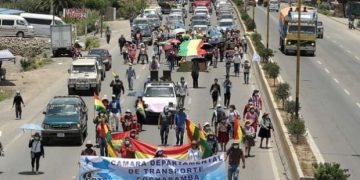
[
  {"x1": 0, "y1": 14, "x2": 34, "y2": 37},
  {"x1": 20, "y1": 13, "x2": 66, "y2": 37}
]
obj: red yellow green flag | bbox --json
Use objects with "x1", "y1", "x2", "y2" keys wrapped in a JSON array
[
  {"x1": 129, "y1": 138, "x2": 191, "y2": 160},
  {"x1": 233, "y1": 117, "x2": 243, "y2": 143},
  {"x1": 101, "y1": 123, "x2": 117, "y2": 157},
  {"x1": 185, "y1": 119, "x2": 212, "y2": 158},
  {"x1": 94, "y1": 93, "x2": 106, "y2": 111},
  {"x1": 111, "y1": 131, "x2": 131, "y2": 150}
]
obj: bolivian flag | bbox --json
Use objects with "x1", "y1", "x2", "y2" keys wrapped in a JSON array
[
  {"x1": 179, "y1": 39, "x2": 207, "y2": 57},
  {"x1": 233, "y1": 117, "x2": 243, "y2": 143},
  {"x1": 185, "y1": 119, "x2": 212, "y2": 159},
  {"x1": 94, "y1": 93, "x2": 106, "y2": 111},
  {"x1": 111, "y1": 131, "x2": 131, "y2": 149},
  {"x1": 129, "y1": 138, "x2": 191, "y2": 160},
  {"x1": 101, "y1": 123, "x2": 118, "y2": 157}
]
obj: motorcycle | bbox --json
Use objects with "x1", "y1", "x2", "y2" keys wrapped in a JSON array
[{"x1": 72, "y1": 47, "x2": 82, "y2": 60}]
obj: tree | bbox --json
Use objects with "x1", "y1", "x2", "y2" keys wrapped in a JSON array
[
  {"x1": 275, "y1": 83, "x2": 290, "y2": 108},
  {"x1": 287, "y1": 117, "x2": 305, "y2": 144},
  {"x1": 263, "y1": 62, "x2": 280, "y2": 86},
  {"x1": 284, "y1": 100, "x2": 300, "y2": 120},
  {"x1": 314, "y1": 162, "x2": 350, "y2": 180},
  {"x1": 85, "y1": 0, "x2": 108, "y2": 10},
  {"x1": 32, "y1": 0, "x2": 82, "y2": 15}
]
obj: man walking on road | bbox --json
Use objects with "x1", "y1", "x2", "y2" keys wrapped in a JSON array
[
  {"x1": 223, "y1": 76, "x2": 232, "y2": 109},
  {"x1": 176, "y1": 77, "x2": 189, "y2": 108},
  {"x1": 105, "y1": 26, "x2": 111, "y2": 44},
  {"x1": 126, "y1": 64, "x2": 136, "y2": 91},
  {"x1": 191, "y1": 61, "x2": 200, "y2": 88},
  {"x1": 110, "y1": 75, "x2": 125, "y2": 99},
  {"x1": 109, "y1": 95, "x2": 121, "y2": 132},
  {"x1": 158, "y1": 107, "x2": 173, "y2": 146},
  {"x1": 210, "y1": 78, "x2": 221, "y2": 109},
  {"x1": 12, "y1": 90, "x2": 25, "y2": 119},
  {"x1": 243, "y1": 60, "x2": 251, "y2": 84},
  {"x1": 225, "y1": 142, "x2": 245, "y2": 180},
  {"x1": 118, "y1": 35, "x2": 126, "y2": 54},
  {"x1": 175, "y1": 107, "x2": 187, "y2": 146}
]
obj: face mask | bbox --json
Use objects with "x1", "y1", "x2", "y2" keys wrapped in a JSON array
[
  {"x1": 34, "y1": 137, "x2": 40, "y2": 140},
  {"x1": 125, "y1": 141, "x2": 130, "y2": 145},
  {"x1": 100, "y1": 113, "x2": 104, "y2": 117},
  {"x1": 208, "y1": 136, "x2": 214, "y2": 139},
  {"x1": 130, "y1": 133, "x2": 135, "y2": 137},
  {"x1": 233, "y1": 145, "x2": 239, "y2": 149},
  {"x1": 250, "y1": 110, "x2": 255, "y2": 113}
]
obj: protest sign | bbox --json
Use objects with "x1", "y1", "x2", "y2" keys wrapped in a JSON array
[{"x1": 79, "y1": 154, "x2": 226, "y2": 180}]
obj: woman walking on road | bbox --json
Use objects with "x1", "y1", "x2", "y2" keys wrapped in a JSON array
[
  {"x1": 217, "y1": 119, "x2": 230, "y2": 152},
  {"x1": 258, "y1": 113, "x2": 274, "y2": 149},
  {"x1": 29, "y1": 132, "x2": 44, "y2": 174},
  {"x1": 243, "y1": 120, "x2": 255, "y2": 157}
]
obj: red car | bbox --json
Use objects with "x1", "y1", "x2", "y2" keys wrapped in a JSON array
[{"x1": 192, "y1": 1, "x2": 212, "y2": 14}]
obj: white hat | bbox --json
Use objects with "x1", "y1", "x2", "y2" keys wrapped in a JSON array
[
  {"x1": 129, "y1": 63, "x2": 133, "y2": 66},
  {"x1": 112, "y1": 94, "x2": 116, "y2": 98},
  {"x1": 216, "y1": 104, "x2": 222, "y2": 108},
  {"x1": 0, "y1": 131, "x2": 2, "y2": 137},
  {"x1": 126, "y1": 109, "x2": 131, "y2": 113},
  {"x1": 204, "y1": 122, "x2": 210, "y2": 126},
  {"x1": 16, "y1": 90, "x2": 20, "y2": 94},
  {"x1": 86, "y1": 140, "x2": 92, "y2": 145},
  {"x1": 102, "y1": 95, "x2": 108, "y2": 100}
]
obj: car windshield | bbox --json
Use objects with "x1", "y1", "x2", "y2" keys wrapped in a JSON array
[
  {"x1": 288, "y1": 25, "x2": 315, "y2": 34},
  {"x1": 134, "y1": 19, "x2": 148, "y2": 25},
  {"x1": 195, "y1": 10, "x2": 208, "y2": 14},
  {"x1": 47, "y1": 104, "x2": 78, "y2": 115},
  {"x1": 169, "y1": 15, "x2": 182, "y2": 21},
  {"x1": 145, "y1": 87, "x2": 174, "y2": 97},
  {"x1": 219, "y1": 21, "x2": 233, "y2": 26},
  {"x1": 192, "y1": 21, "x2": 208, "y2": 26},
  {"x1": 89, "y1": 49, "x2": 106, "y2": 56},
  {"x1": 72, "y1": 65, "x2": 96, "y2": 73},
  {"x1": 192, "y1": 16, "x2": 207, "y2": 20},
  {"x1": 220, "y1": 15, "x2": 233, "y2": 19}
]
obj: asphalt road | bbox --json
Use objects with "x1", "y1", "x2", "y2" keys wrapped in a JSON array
[
  {"x1": 251, "y1": 4, "x2": 360, "y2": 179},
  {"x1": 0, "y1": 4, "x2": 287, "y2": 180}
]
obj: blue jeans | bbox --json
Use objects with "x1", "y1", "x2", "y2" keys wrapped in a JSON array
[
  {"x1": 127, "y1": 77, "x2": 133, "y2": 90},
  {"x1": 228, "y1": 164, "x2": 239, "y2": 180},
  {"x1": 176, "y1": 127, "x2": 185, "y2": 145}
]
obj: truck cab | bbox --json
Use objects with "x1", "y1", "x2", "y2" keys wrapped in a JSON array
[{"x1": 67, "y1": 58, "x2": 101, "y2": 95}]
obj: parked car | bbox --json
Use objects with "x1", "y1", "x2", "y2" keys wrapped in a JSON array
[
  {"x1": 217, "y1": 19, "x2": 237, "y2": 31},
  {"x1": 41, "y1": 95, "x2": 88, "y2": 145},
  {"x1": 88, "y1": 48, "x2": 112, "y2": 70},
  {"x1": 217, "y1": 13, "x2": 235, "y2": 21}
]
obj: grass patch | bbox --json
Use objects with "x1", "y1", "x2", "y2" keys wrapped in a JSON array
[
  {"x1": 0, "y1": 89, "x2": 12, "y2": 102},
  {"x1": 20, "y1": 54, "x2": 53, "y2": 71},
  {"x1": 85, "y1": 37, "x2": 100, "y2": 50},
  {"x1": 177, "y1": 61, "x2": 192, "y2": 72}
]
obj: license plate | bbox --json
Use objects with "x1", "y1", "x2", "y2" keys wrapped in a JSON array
[{"x1": 57, "y1": 133, "x2": 65, "y2": 137}]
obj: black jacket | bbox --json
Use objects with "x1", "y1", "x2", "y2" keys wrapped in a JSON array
[
  {"x1": 29, "y1": 139, "x2": 44, "y2": 156},
  {"x1": 13, "y1": 95, "x2": 24, "y2": 106}
]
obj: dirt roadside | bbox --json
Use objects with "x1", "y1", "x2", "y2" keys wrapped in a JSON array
[{"x1": 0, "y1": 20, "x2": 130, "y2": 113}]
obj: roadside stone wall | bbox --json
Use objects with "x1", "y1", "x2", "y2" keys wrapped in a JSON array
[{"x1": 0, "y1": 37, "x2": 50, "y2": 57}]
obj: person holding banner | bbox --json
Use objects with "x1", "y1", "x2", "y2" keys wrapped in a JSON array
[
  {"x1": 120, "y1": 137, "x2": 135, "y2": 159},
  {"x1": 225, "y1": 142, "x2": 245, "y2": 180},
  {"x1": 187, "y1": 140, "x2": 202, "y2": 161},
  {"x1": 81, "y1": 141, "x2": 96, "y2": 156}
]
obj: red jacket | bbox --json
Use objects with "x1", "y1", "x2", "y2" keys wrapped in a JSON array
[{"x1": 120, "y1": 144, "x2": 135, "y2": 158}]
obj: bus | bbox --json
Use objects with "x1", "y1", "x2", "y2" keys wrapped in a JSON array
[{"x1": 20, "y1": 13, "x2": 66, "y2": 37}]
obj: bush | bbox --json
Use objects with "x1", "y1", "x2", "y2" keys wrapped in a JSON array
[
  {"x1": 288, "y1": 118, "x2": 306, "y2": 144},
  {"x1": 118, "y1": 0, "x2": 147, "y2": 19},
  {"x1": 263, "y1": 62, "x2": 280, "y2": 86},
  {"x1": 313, "y1": 162, "x2": 350, "y2": 180},
  {"x1": 275, "y1": 83, "x2": 291, "y2": 107},
  {"x1": 85, "y1": 37, "x2": 100, "y2": 50},
  {"x1": 20, "y1": 56, "x2": 53, "y2": 71},
  {"x1": 284, "y1": 100, "x2": 300, "y2": 117}
]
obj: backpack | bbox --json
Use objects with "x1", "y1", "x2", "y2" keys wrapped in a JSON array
[{"x1": 244, "y1": 63, "x2": 250, "y2": 72}]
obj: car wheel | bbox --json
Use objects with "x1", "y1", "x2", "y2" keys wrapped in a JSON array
[{"x1": 16, "y1": 32, "x2": 24, "y2": 38}]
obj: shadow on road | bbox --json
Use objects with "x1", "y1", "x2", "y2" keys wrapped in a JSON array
[
  {"x1": 0, "y1": 79, "x2": 16, "y2": 86},
  {"x1": 18, "y1": 171, "x2": 44, "y2": 175}
]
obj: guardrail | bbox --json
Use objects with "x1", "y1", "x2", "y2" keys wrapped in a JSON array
[{"x1": 228, "y1": 1, "x2": 302, "y2": 179}]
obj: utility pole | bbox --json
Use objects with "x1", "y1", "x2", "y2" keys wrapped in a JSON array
[
  {"x1": 252, "y1": 4, "x2": 255, "y2": 25},
  {"x1": 266, "y1": 1, "x2": 270, "y2": 49},
  {"x1": 295, "y1": 0, "x2": 301, "y2": 119}
]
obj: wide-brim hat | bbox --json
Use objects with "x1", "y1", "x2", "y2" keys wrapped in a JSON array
[{"x1": 244, "y1": 120, "x2": 252, "y2": 125}]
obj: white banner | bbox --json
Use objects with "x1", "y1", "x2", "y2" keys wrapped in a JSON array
[{"x1": 79, "y1": 154, "x2": 226, "y2": 180}]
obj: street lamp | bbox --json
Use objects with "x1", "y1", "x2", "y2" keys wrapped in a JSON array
[{"x1": 295, "y1": 0, "x2": 301, "y2": 119}]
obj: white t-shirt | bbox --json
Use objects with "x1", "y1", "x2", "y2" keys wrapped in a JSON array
[
  {"x1": 31, "y1": 140, "x2": 41, "y2": 153},
  {"x1": 188, "y1": 148, "x2": 202, "y2": 161}
]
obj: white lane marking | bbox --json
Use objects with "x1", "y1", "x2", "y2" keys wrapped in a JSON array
[
  {"x1": 346, "y1": 50, "x2": 352, "y2": 54},
  {"x1": 188, "y1": 97, "x2": 192, "y2": 105},
  {"x1": 355, "y1": 56, "x2": 360, "y2": 60},
  {"x1": 344, "y1": 89, "x2": 350, "y2": 95},
  {"x1": 324, "y1": 68, "x2": 330, "y2": 74},
  {"x1": 317, "y1": 60, "x2": 322, "y2": 65},
  {"x1": 356, "y1": 102, "x2": 360, "y2": 108},
  {"x1": 268, "y1": 149, "x2": 281, "y2": 180},
  {"x1": 333, "y1": 78, "x2": 339, "y2": 84}
]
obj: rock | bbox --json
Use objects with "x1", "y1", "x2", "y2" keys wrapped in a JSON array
[{"x1": 0, "y1": 37, "x2": 50, "y2": 57}]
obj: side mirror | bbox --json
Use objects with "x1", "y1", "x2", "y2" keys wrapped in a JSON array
[{"x1": 42, "y1": 111, "x2": 46, "y2": 115}]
